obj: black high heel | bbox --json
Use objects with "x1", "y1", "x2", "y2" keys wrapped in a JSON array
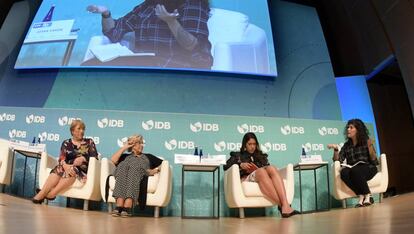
[
  {"x1": 32, "y1": 198, "x2": 44, "y2": 204},
  {"x1": 278, "y1": 205, "x2": 300, "y2": 218},
  {"x1": 46, "y1": 196, "x2": 56, "y2": 201},
  {"x1": 281, "y1": 210, "x2": 301, "y2": 218}
]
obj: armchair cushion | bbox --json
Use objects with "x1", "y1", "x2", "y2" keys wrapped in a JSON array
[{"x1": 241, "y1": 181, "x2": 264, "y2": 197}]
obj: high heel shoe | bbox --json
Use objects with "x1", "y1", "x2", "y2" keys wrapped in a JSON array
[
  {"x1": 32, "y1": 198, "x2": 44, "y2": 204},
  {"x1": 278, "y1": 205, "x2": 300, "y2": 218},
  {"x1": 281, "y1": 210, "x2": 301, "y2": 218},
  {"x1": 46, "y1": 196, "x2": 56, "y2": 201}
]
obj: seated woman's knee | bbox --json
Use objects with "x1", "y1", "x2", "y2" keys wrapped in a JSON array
[
  {"x1": 266, "y1": 165, "x2": 278, "y2": 174},
  {"x1": 255, "y1": 168, "x2": 268, "y2": 180}
]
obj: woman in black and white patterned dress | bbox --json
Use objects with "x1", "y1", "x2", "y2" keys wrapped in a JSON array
[{"x1": 110, "y1": 134, "x2": 162, "y2": 217}]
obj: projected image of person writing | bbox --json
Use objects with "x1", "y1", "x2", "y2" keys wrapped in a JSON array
[{"x1": 84, "y1": 0, "x2": 213, "y2": 69}]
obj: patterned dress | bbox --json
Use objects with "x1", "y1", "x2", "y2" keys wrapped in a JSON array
[
  {"x1": 113, "y1": 153, "x2": 150, "y2": 204},
  {"x1": 50, "y1": 138, "x2": 98, "y2": 183}
]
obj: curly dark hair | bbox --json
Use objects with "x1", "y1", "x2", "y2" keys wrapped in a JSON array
[
  {"x1": 240, "y1": 132, "x2": 264, "y2": 156},
  {"x1": 344, "y1": 119, "x2": 370, "y2": 146}
]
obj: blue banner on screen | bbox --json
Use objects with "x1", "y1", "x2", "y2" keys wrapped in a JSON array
[{"x1": 14, "y1": 0, "x2": 277, "y2": 76}]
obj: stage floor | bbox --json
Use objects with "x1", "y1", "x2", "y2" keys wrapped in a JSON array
[{"x1": 1, "y1": 192, "x2": 413, "y2": 234}]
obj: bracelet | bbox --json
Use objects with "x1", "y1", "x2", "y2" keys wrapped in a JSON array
[
  {"x1": 333, "y1": 148, "x2": 338, "y2": 152},
  {"x1": 102, "y1": 10, "x2": 111, "y2": 18}
]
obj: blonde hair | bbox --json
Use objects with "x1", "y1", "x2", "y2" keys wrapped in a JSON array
[
  {"x1": 128, "y1": 134, "x2": 144, "y2": 144},
  {"x1": 70, "y1": 120, "x2": 85, "y2": 135}
]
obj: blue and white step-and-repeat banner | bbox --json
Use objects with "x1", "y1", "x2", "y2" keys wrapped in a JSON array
[{"x1": 0, "y1": 106, "x2": 378, "y2": 216}]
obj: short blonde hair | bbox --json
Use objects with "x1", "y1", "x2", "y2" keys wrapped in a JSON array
[
  {"x1": 70, "y1": 120, "x2": 85, "y2": 135},
  {"x1": 128, "y1": 134, "x2": 144, "y2": 144}
]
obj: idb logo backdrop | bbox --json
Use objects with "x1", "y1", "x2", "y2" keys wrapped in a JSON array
[{"x1": 0, "y1": 106, "x2": 378, "y2": 216}]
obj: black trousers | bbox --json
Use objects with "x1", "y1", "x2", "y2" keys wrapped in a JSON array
[{"x1": 340, "y1": 164, "x2": 378, "y2": 195}]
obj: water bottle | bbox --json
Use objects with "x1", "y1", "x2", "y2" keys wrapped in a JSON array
[
  {"x1": 301, "y1": 147, "x2": 307, "y2": 161},
  {"x1": 43, "y1": 4, "x2": 55, "y2": 22},
  {"x1": 194, "y1": 146, "x2": 198, "y2": 156},
  {"x1": 199, "y1": 148, "x2": 203, "y2": 162}
]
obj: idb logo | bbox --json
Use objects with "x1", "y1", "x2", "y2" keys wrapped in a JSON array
[
  {"x1": 237, "y1": 124, "x2": 264, "y2": 134},
  {"x1": 117, "y1": 137, "x2": 128, "y2": 148},
  {"x1": 260, "y1": 142, "x2": 287, "y2": 153},
  {"x1": 8, "y1": 129, "x2": 26, "y2": 139},
  {"x1": 0, "y1": 113, "x2": 15, "y2": 122},
  {"x1": 58, "y1": 116, "x2": 81, "y2": 126},
  {"x1": 190, "y1": 122, "x2": 219, "y2": 132},
  {"x1": 318, "y1": 127, "x2": 339, "y2": 136},
  {"x1": 25, "y1": 114, "x2": 45, "y2": 124},
  {"x1": 280, "y1": 125, "x2": 304, "y2": 135},
  {"x1": 214, "y1": 141, "x2": 241, "y2": 152},
  {"x1": 85, "y1": 136, "x2": 100, "y2": 145},
  {"x1": 97, "y1": 118, "x2": 124, "y2": 128},
  {"x1": 38, "y1": 132, "x2": 60, "y2": 142},
  {"x1": 141, "y1": 120, "x2": 170, "y2": 130},
  {"x1": 117, "y1": 137, "x2": 145, "y2": 147},
  {"x1": 164, "y1": 139, "x2": 194, "y2": 151},
  {"x1": 302, "y1": 142, "x2": 324, "y2": 153}
]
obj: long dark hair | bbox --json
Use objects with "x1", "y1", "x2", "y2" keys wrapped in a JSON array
[
  {"x1": 344, "y1": 119, "x2": 369, "y2": 146},
  {"x1": 240, "y1": 132, "x2": 263, "y2": 155}
]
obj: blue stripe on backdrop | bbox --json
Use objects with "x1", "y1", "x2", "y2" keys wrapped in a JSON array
[
  {"x1": 0, "y1": 68, "x2": 57, "y2": 107},
  {"x1": 335, "y1": 75, "x2": 380, "y2": 153}
]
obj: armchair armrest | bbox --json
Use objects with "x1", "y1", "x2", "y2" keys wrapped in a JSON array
[
  {"x1": 39, "y1": 152, "x2": 58, "y2": 188},
  {"x1": 81, "y1": 157, "x2": 101, "y2": 200},
  {"x1": 211, "y1": 24, "x2": 269, "y2": 74},
  {"x1": 379, "y1": 154, "x2": 388, "y2": 192},
  {"x1": 100, "y1": 158, "x2": 116, "y2": 202},
  {"x1": 224, "y1": 164, "x2": 244, "y2": 208},
  {"x1": 0, "y1": 142, "x2": 13, "y2": 185},
  {"x1": 278, "y1": 164, "x2": 294, "y2": 204},
  {"x1": 151, "y1": 160, "x2": 172, "y2": 207}
]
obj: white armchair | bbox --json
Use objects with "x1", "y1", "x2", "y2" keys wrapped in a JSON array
[
  {"x1": 83, "y1": 8, "x2": 270, "y2": 74},
  {"x1": 224, "y1": 164, "x2": 294, "y2": 218},
  {"x1": 332, "y1": 153, "x2": 388, "y2": 208},
  {"x1": 0, "y1": 139, "x2": 13, "y2": 189},
  {"x1": 38, "y1": 152, "x2": 101, "y2": 210},
  {"x1": 100, "y1": 157, "x2": 172, "y2": 218}
]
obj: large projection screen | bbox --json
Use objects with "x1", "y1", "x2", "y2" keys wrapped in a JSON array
[{"x1": 15, "y1": 0, "x2": 277, "y2": 76}]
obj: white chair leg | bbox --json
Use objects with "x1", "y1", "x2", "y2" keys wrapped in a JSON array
[
  {"x1": 83, "y1": 200, "x2": 89, "y2": 211},
  {"x1": 108, "y1": 203, "x2": 113, "y2": 213},
  {"x1": 379, "y1": 193, "x2": 383, "y2": 203},
  {"x1": 154, "y1": 207, "x2": 160, "y2": 218},
  {"x1": 239, "y1": 208, "x2": 245, "y2": 219},
  {"x1": 342, "y1": 199, "x2": 347, "y2": 208}
]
